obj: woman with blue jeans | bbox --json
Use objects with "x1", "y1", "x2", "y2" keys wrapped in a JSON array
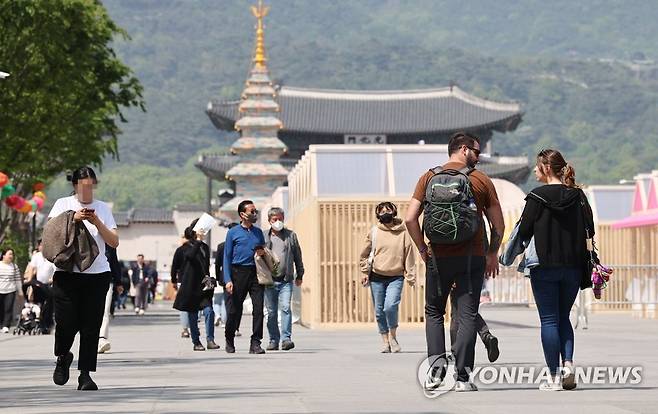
[
  {"x1": 360, "y1": 202, "x2": 416, "y2": 353},
  {"x1": 518, "y1": 149, "x2": 594, "y2": 391}
]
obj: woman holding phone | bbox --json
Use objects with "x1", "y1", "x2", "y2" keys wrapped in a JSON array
[{"x1": 47, "y1": 166, "x2": 118, "y2": 391}]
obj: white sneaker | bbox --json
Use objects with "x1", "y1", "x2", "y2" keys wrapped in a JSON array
[
  {"x1": 98, "y1": 338, "x2": 111, "y2": 354},
  {"x1": 1, "y1": 327, "x2": 9, "y2": 333},
  {"x1": 455, "y1": 381, "x2": 478, "y2": 392},
  {"x1": 539, "y1": 380, "x2": 563, "y2": 391},
  {"x1": 424, "y1": 373, "x2": 443, "y2": 391},
  {"x1": 134, "y1": 307, "x2": 140, "y2": 314},
  {"x1": 138, "y1": 309, "x2": 145, "y2": 315},
  {"x1": 390, "y1": 337, "x2": 401, "y2": 353}
]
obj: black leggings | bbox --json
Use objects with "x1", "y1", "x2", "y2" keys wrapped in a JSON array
[
  {"x1": 52, "y1": 271, "x2": 110, "y2": 372},
  {"x1": 0, "y1": 291, "x2": 17, "y2": 328}
]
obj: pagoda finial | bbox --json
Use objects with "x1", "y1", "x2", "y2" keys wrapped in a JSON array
[{"x1": 250, "y1": 0, "x2": 269, "y2": 68}]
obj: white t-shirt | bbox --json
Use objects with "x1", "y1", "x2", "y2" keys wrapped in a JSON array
[
  {"x1": 29, "y1": 251, "x2": 55, "y2": 284},
  {"x1": 48, "y1": 196, "x2": 117, "y2": 274}
]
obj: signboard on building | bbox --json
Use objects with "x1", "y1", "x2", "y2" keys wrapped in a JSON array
[{"x1": 344, "y1": 135, "x2": 387, "y2": 145}]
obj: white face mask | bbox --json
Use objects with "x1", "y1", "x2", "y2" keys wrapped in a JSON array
[{"x1": 271, "y1": 220, "x2": 284, "y2": 232}]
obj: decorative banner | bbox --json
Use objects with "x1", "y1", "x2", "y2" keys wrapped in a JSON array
[{"x1": 1, "y1": 174, "x2": 47, "y2": 213}]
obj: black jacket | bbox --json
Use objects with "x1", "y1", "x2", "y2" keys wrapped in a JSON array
[
  {"x1": 518, "y1": 184, "x2": 595, "y2": 288},
  {"x1": 214, "y1": 242, "x2": 225, "y2": 287},
  {"x1": 105, "y1": 246, "x2": 122, "y2": 286},
  {"x1": 172, "y1": 240, "x2": 212, "y2": 312}
]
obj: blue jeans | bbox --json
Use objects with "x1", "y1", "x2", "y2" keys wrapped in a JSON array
[
  {"x1": 530, "y1": 267, "x2": 580, "y2": 375},
  {"x1": 213, "y1": 292, "x2": 226, "y2": 323},
  {"x1": 370, "y1": 276, "x2": 404, "y2": 334},
  {"x1": 264, "y1": 281, "x2": 293, "y2": 344},
  {"x1": 179, "y1": 311, "x2": 189, "y2": 328},
  {"x1": 187, "y1": 305, "x2": 214, "y2": 345}
]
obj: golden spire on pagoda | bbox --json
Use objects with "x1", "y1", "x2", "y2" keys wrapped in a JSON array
[{"x1": 250, "y1": 0, "x2": 269, "y2": 68}]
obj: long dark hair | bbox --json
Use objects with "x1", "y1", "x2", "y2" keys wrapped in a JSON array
[
  {"x1": 0, "y1": 248, "x2": 14, "y2": 261},
  {"x1": 537, "y1": 149, "x2": 577, "y2": 188},
  {"x1": 184, "y1": 218, "x2": 199, "y2": 241}
]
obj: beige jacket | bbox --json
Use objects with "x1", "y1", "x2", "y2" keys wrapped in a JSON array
[{"x1": 359, "y1": 218, "x2": 416, "y2": 284}]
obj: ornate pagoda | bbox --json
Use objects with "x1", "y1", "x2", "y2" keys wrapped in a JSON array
[{"x1": 214, "y1": 0, "x2": 288, "y2": 219}]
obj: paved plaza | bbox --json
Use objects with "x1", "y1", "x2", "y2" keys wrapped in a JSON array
[{"x1": 1, "y1": 303, "x2": 657, "y2": 414}]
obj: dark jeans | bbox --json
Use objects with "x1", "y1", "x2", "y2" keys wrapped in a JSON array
[
  {"x1": 0, "y1": 291, "x2": 17, "y2": 327},
  {"x1": 52, "y1": 271, "x2": 111, "y2": 372},
  {"x1": 450, "y1": 288, "x2": 490, "y2": 353},
  {"x1": 188, "y1": 305, "x2": 215, "y2": 345},
  {"x1": 426, "y1": 256, "x2": 485, "y2": 382},
  {"x1": 225, "y1": 265, "x2": 264, "y2": 345},
  {"x1": 530, "y1": 267, "x2": 580, "y2": 375}
]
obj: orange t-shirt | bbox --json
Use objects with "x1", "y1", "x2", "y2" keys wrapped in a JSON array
[{"x1": 412, "y1": 162, "x2": 499, "y2": 257}]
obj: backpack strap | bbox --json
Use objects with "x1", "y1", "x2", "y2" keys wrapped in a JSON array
[{"x1": 429, "y1": 166, "x2": 443, "y2": 175}]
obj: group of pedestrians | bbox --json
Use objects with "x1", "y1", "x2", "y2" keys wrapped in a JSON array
[{"x1": 171, "y1": 202, "x2": 305, "y2": 354}]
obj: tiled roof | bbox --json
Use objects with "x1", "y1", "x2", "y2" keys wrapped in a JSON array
[
  {"x1": 207, "y1": 85, "x2": 522, "y2": 135},
  {"x1": 113, "y1": 208, "x2": 174, "y2": 227}
]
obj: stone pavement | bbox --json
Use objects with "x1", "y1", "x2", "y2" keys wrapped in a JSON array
[{"x1": 1, "y1": 303, "x2": 657, "y2": 414}]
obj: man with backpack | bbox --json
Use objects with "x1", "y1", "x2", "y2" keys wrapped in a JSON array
[{"x1": 405, "y1": 132, "x2": 505, "y2": 392}]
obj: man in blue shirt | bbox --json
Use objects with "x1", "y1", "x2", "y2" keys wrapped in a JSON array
[{"x1": 223, "y1": 200, "x2": 266, "y2": 354}]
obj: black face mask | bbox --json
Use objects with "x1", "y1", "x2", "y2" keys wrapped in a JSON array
[
  {"x1": 378, "y1": 213, "x2": 394, "y2": 224},
  {"x1": 243, "y1": 212, "x2": 258, "y2": 223}
]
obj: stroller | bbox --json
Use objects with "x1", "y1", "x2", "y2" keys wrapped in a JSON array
[{"x1": 13, "y1": 298, "x2": 43, "y2": 336}]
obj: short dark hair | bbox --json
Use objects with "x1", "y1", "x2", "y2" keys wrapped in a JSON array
[
  {"x1": 184, "y1": 218, "x2": 199, "y2": 240},
  {"x1": 237, "y1": 200, "x2": 254, "y2": 214},
  {"x1": 447, "y1": 132, "x2": 480, "y2": 156},
  {"x1": 0, "y1": 248, "x2": 14, "y2": 260},
  {"x1": 137, "y1": 254, "x2": 144, "y2": 258}
]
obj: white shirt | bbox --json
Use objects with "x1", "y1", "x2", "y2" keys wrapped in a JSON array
[
  {"x1": 29, "y1": 252, "x2": 55, "y2": 284},
  {"x1": 48, "y1": 196, "x2": 117, "y2": 274}
]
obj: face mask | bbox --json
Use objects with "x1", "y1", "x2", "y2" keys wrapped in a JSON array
[
  {"x1": 271, "y1": 220, "x2": 284, "y2": 231},
  {"x1": 378, "y1": 213, "x2": 394, "y2": 224},
  {"x1": 242, "y1": 212, "x2": 258, "y2": 223}
]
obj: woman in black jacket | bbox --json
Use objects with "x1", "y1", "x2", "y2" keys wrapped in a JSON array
[
  {"x1": 518, "y1": 149, "x2": 594, "y2": 392},
  {"x1": 172, "y1": 220, "x2": 218, "y2": 351}
]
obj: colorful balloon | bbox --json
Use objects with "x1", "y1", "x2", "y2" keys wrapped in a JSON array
[
  {"x1": 18, "y1": 202, "x2": 32, "y2": 213},
  {"x1": 4, "y1": 195, "x2": 20, "y2": 208},
  {"x1": 1, "y1": 184, "x2": 15, "y2": 199},
  {"x1": 33, "y1": 196, "x2": 45, "y2": 210},
  {"x1": 28, "y1": 200, "x2": 38, "y2": 211},
  {"x1": 33, "y1": 182, "x2": 46, "y2": 192},
  {"x1": 33, "y1": 191, "x2": 46, "y2": 200},
  {"x1": 0, "y1": 172, "x2": 8, "y2": 187}
]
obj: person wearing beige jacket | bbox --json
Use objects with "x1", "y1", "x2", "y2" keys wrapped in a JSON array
[{"x1": 360, "y1": 202, "x2": 416, "y2": 353}]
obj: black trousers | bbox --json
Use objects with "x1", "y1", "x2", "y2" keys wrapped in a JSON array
[
  {"x1": 450, "y1": 288, "x2": 490, "y2": 353},
  {"x1": 225, "y1": 265, "x2": 263, "y2": 345},
  {"x1": 0, "y1": 291, "x2": 17, "y2": 327},
  {"x1": 425, "y1": 256, "x2": 485, "y2": 382},
  {"x1": 224, "y1": 291, "x2": 242, "y2": 330},
  {"x1": 52, "y1": 271, "x2": 111, "y2": 372},
  {"x1": 32, "y1": 282, "x2": 54, "y2": 331}
]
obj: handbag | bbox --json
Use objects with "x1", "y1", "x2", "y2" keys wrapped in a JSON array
[
  {"x1": 578, "y1": 191, "x2": 613, "y2": 294},
  {"x1": 364, "y1": 226, "x2": 378, "y2": 286}
]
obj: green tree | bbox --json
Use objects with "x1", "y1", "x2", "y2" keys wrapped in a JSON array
[{"x1": 0, "y1": 0, "x2": 145, "y2": 242}]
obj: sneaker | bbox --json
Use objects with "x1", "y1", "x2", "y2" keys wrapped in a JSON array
[
  {"x1": 281, "y1": 340, "x2": 295, "y2": 351},
  {"x1": 181, "y1": 328, "x2": 190, "y2": 338},
  {"x1": 249, "y1": 344, "x2": 266, "y2": 354},
  {"x1": 138, "y1": 309, "x2": 145, "y2": 315},
  {"x1": 562, "y1": 366, "x2": 577, "y2": 390},
  {"x1": 381, "y1": 342, "x2": 391, "y2": 353},
  {"x1": 225, "y1": 339, "x2": 236, "y2": 354},
  {"x1": 266, "y1": 342, "x2": 279, "y2": 351},
  {"x1": 77, "y1": 371, "x2": 98, "y2": 391},
  {"x1": 1, "y1": 327, "x2": 8, "y2": 333},
  {"x1": 134, "y1": 307, "x2": 140, "y2": 314},
  {"x1": 483, "y1": 333, "x2": 500, "y2": 363},
  {"x1": 423, "y1": 366, "x2": 446, "y2": 391},
  {"x1": 539, "y1": 380, "x2": 563, "y2": 391},
  {"x1": 455, "y1": 381, "x2": 478, "y2": 392},
  {"x1": 389, "y1": 338, "x2": 401, "y2": 353},
  {"x1": 193, "y1": 343, "x2": 206, "y2": 351},
  {"x1": 206, "y1": 340, "x2": 220, "y2": 350},
  {"x1": 53, "y1": 352, "x2": 74, "y2": 386},
  {"x1": 97, "y1": 338, "x2": 111, "y2": 354}
]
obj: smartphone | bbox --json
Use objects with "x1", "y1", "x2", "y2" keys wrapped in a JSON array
[{"x1": 83, "y1": 208, "x2": 95, "y2": 213}]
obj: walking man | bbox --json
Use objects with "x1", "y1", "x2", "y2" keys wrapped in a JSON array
[
  {"x1": 130, "y1": 254, "x2": 154, "y2": 315},
  {"x1": 264, "y1": 207, "x2": 304, "y2": 351},
  {"x1": 405, "y1": 132, "x2": 505, "y2": 392},
  {"x1": 223, "y1": 200, "x2": 267, "y2": 354}
]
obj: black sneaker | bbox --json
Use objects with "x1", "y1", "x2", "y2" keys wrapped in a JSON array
[
  {"x1": 77, "y1": 371, "x2": 98, "y2": 391},
  {"x1": 193, "y1": 343, "x2": 206, "y2": 351},
  {"x1": 266, "y1": 342, "x2": 279, "y2": 351},
  {"x1": 281, "y1": 340, "x2": 295, "y2": 351},
  {"x1": 53, "y1": 352, "x2": 74, "y2": 386},
  {"x1": 249, "y1": 344, "x2": 266, "y2": 354},
  {"x1": 483, "y1": 333, "x2": 500, "y2": 363},
  {"x1": 225, "y1": 339, "x2": 236, "y2": 354}
]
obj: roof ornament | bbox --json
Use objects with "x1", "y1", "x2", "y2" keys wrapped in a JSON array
[{"x1": 251, "y1": 0, "x2": 269, "y2": 69}]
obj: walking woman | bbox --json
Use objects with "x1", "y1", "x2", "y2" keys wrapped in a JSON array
[
  {"x1": 518, "y1": 149, "x2": 594, "y2": 391},
  {"x1": 0, "y1": 248, "x2": 23, "y2": 333},
  {"x1": 359, "y1": 202, "x2": 416, "y2": 353},
  {"x1": 172, "y1": 220, "x2": 219, "y2": 351},
  {"x1": 47, "y1": 166, "x2": 118, "y2": 390}
]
